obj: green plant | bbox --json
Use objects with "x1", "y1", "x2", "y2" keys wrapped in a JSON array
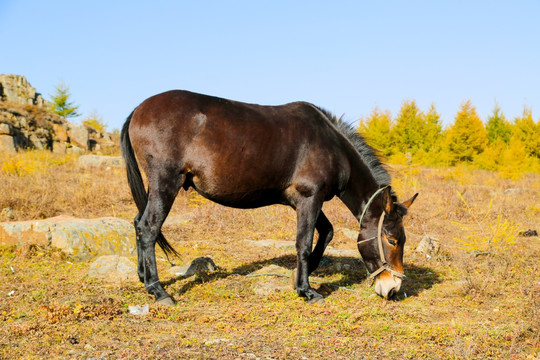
[{"x1": 49, "y1": 81, "x2": 80, "y2": 118}]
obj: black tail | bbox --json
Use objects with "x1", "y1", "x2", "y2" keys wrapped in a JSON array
[{"x1": 121, "y1": 112, "x2": 179, "y2": 257}]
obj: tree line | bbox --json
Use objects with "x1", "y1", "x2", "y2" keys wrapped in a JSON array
[{"x1": 357, "y1": 100, "x2": 540, "y2": 178}]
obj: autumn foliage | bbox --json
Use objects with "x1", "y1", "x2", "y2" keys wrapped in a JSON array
[{"x1": 358, "y1": 100, "x2": 540, "y2": 178}]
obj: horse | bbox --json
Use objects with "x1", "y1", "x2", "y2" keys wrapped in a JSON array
[{"x1": 120, "y1": 90, "x2": 418, "y2": 305}]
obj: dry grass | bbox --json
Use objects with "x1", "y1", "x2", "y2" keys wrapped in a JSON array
[{"x1": 0, "y1": 152, "x2": 539, "y2": 359}]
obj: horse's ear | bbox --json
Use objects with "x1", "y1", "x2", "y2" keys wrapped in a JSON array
[
  {"x1": 381, "y1": 186, "x2": 393, "y2": 214},
  {"x1": 402, "y1": 193, "x2": 419, "y2": 209}
]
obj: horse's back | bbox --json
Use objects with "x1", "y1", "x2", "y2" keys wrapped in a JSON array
[{"x1": 128, "y1": 90, "x2": 349, "y2": 207}]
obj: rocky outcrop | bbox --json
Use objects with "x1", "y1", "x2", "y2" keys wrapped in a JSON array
[
  {"x1": 0, "y1": 74, "x2": 50, "y2": 108},
  {"x1": 0, "y1": 215, "x2": 135, "y2": 258},
  {"x1": 0, "y1": 74, "x2": 118, "y2": 154}
]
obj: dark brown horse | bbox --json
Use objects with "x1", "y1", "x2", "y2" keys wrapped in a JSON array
[{"x1": 120, "y1": 90, "x2": 417, "y2": 305}]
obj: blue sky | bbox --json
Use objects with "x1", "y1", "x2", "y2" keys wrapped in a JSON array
[{"x1": 1, "y1": 1, "x2": 538, "y2": 130}]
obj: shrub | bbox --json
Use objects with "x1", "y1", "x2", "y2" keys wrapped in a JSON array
[{"x1": 452, "y1": 191, "x2": 519, "y2": 253}]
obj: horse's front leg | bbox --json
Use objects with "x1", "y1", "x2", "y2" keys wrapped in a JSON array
[
  {"x1": 308, "y1": 211, "x2": 334, "y2": 274},
  {"x1": 294, "y1": 196, "x2": 324, "y2": 303}
]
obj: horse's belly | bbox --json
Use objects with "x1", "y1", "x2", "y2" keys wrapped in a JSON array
[{"x1": 193, "y1": 185, "x2": 286, "y2": 209}]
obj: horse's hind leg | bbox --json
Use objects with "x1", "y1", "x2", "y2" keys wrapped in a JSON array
[
  {"x1": 133, "y1": 213, "x2": 144, "y2": 283},
  {"x1": 308, "y1": 211, "x2": 333, "y2": 274},
  {"x1": 136, "y1": 170, "x2": 184, "y2": 303}
]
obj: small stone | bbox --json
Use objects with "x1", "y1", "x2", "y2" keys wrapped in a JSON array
[
  {"x1": 169, "y1": 257, "x2": 216, "y2": 277},
  {"x1": 504, "y1": 188, "x2": 522, "y2": 195},
  {"x1": 416, "y1": 236, "x2": 440, "y2": 257},
  {"x1": 128, "y1": 304, "x2": 149, "y2": 315}
]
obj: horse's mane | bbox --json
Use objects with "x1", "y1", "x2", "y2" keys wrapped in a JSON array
[{"x1": 314, "y1": 106, "x2": 391, "y2": 187}]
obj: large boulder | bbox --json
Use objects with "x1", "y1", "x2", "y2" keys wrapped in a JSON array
[
  {"x1": 0, "y1": 134, "x2": 16, "y2": 154},
  {"x1": 0, "y1": 215, "x2": 135, "y2": 258},
  {"x1": 67, "y1": 124, "x2": 89, "y2": 150}
]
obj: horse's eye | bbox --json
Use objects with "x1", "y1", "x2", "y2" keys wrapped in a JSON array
[{"x1": 387, "y1": 238, "x2": 397, "y2": 246}]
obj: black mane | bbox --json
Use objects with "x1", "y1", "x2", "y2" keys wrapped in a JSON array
[{"x1": 315, "y1": 106, "x2": 391, "y2": 187}]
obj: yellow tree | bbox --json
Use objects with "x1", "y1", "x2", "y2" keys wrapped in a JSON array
[
  {"x1": 391, "y1": 100, "x2": 425, "y2": 154},
  {"x1": 512, "y1": 107, "x2": 539, "y2": 159},
  {"x1": 422, "y1": 104, "x2": 443, "y2": 152},
  {"x1": 486, "y1": 104, "x2": 511, "y2": 144},
  {"x1": 357, "y1": 108, "x2": 393, "y2": 156},
  {"x1": 444, "y1": 100, "x2": 488, "y2": 164}
]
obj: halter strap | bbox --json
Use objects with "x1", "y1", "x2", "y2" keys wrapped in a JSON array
[
  {"x1": 357, "y1": 187, "x2": 405, "y2": 282},
  {"x1": 358, "y1": 185, "x2": 389, "y2": 228}
]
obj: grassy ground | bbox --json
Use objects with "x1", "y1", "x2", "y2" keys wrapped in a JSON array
[{"x1": 0, "y1": 151, "x2": 538, "y2": 359}]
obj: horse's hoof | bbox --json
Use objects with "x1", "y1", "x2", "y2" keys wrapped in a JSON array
[
  {"x1": 308, "y1": 296, "x2": 325, "y2": 305},
  {"x1": 307, "y1": 291, "x2": 325, "y2": 304},
  {"x1": 156, "y1": 296, "x2": 175, "y2": 306}
]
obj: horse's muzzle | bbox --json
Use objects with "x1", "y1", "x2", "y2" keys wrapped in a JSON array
[{"x1": 374, "y1": 272, "x2": 402, "y2": 299}]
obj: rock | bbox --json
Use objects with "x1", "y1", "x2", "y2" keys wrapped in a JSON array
[
  {"x1": 339, "y1": 227, "x2": 358, "y2": 240},
  {"x1": 88, "y1": 255, "x2": 137, "y2": 283},
  {"x1": 0, "y1": 74, "x2": 118, "y2": 154},
  {"x1": 0, "y1": 74, "x2": 48, "y2": 107},
  {"x1": 52, "y1": 123, "x2": 68, "y2": 142},
  {"x1": 415, "y1": 235, "x2": 440, "y2": 257},
  {"x1": 52, "y1": 141, "x2": 66, "y2": 154},
  {"x1": 77, "y1": 155, "x2": 124, "y2": 168},
  {"x1": 68, "y1": 124, "x2": 89, "y2": 149},
  {"x1": 0, "y1": 135, "x2": 16, "y2": 154},
  {"x1": 169, "y1": 257, "x2": 216, "y2": 277},
  {"x1": 66, "y1": 145, "x2": 85, "y2": 155},
  {"x1": 504, "y1": 188, "x2": 522, "y2": 195},
  {"x1": 0, "y1": 123, "x2": 11, "y2": 135},
  {"x1": 249, "y1": 265, "x2": 291, "y2": 296},
  {"x1": 128, "y1": 304, "x2": 149, "y2": 315},
  {"x1": 0, "y1": 215, "x2": 135, "y2": 258},
  {"x1": 519, "y1": 229, "x2": 538, "y2": 237}
]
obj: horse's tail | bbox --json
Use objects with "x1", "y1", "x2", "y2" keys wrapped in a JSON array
[{"x1": 121, "y1": 111, "x2": 179, "y2": 257}]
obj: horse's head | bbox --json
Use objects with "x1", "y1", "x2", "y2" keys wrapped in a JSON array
[{"x1": 357, "y1": 186, "x2": 418, "y2": 299}]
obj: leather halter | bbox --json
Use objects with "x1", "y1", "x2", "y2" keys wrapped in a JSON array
[{"x1": 357, "y1": 187, "x2": 405, "y2": 281}]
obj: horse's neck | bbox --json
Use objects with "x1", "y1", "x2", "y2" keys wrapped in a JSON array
[{"x1": 339, "y1": 160, "x2": 380, "y2": 222}]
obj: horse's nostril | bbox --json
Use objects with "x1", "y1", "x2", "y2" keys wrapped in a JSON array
[{"x1": 387, "y1": 288, "x2": 396, "y2": 299}]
